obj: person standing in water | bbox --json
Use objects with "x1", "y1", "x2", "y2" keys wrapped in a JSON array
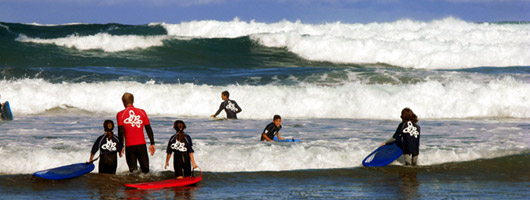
[
  {"x1": 165, "y1": 120, "x2": 198, "y2": 178},
  {"x1": 117, "y1": 92, "x2": 156, "y2": 173},
  {"x1": 89, "y1": 120, "x2": 123, "y2": 174},
  {"x1": 261, "y1": 115, "x2": 285, "y2": 141},
  {"x1": 381, "y1": 108, "x2": 421, "y2": 166},
  {"x1": 211, "y1": 91, "x2": 242, "y2": 119}
]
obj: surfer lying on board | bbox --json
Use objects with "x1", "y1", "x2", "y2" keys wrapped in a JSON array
[
  {"x1": 261, "y1": 115, "x2": 285, "y2": 141},
  {"x1": 381, "y1": 108, "x2": 421, "y2": 166},
  {"x1": 165, "y1": 120, "x2": 198, "y2": 178},
  {"x1": 89, "y1": 120, "x2": 123, "y2": 174},
  {"x1": 211, "y1": 91, "x2": 242, "y2": 119}
]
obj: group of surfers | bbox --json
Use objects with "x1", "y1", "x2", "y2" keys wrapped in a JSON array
[{"x1": 88, "y1": 91, "x2": 420, "y2": 178}]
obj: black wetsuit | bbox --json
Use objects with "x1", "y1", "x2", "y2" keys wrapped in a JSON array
[
  {"x1": 166, "y1": 134, "x2": 194, "y2": 177},
  {"x1": 91, "y1": 134, "x2": 123, "y2": 174},
  {"x1": 261, "y1": 122, "x2": 282, "y2": 141},
  {"x1": 213, "y1": 99, "x2": 242, "y2": 119},
  {"x1": 391, "y1": 121, "x2": 421, "y2": 155}
]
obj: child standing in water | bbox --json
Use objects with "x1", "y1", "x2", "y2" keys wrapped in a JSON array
[
  {"x1": 90, "y1": 120, "x2": 123, "y2": 174},
  {"x1": 382, "y1": 108, "x2": 421, "y2": 166},
  {"x1": 165, "y1": 120, "x2": 198, "y2": 178}
]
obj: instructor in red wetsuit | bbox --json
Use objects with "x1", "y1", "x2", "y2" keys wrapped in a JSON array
[{"x1": 117, "y1": 92, "x2": 156, "y2": 173}]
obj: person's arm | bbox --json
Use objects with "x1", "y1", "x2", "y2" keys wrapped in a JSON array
[
  {"x1": 276, "y1": 132, "x2": 285, "y2": 140},
  {"x1": 190, "y1": 153, "x2": 198, "y2": 169},
  {"x1": 235, "y1": 101, "x2": 242, "y2": 114},
  {"x1": 262, "y1": 133, "x2": 273, "y2": 142},
  {"x1": 145, "y1": 124, "x2": 156, "y2": 155},
  {"x1": 89, "y1": 154, "x2": 95, "y2": 162},
  {"x1": 90, "y1": 136, "x2": 101, "y2": 160},
  {"x1": 211, "y1": 102, "x2": 224, "y2": 118},
  {"x1": 381, "y1": 123, "x2": 402, "y2": 146},
  {"x1": 165, "y1": 153, "x2": 172, "y2": 169},
  {"x1": 118, "y1": 125, "x2": 125, "y2": 154}
]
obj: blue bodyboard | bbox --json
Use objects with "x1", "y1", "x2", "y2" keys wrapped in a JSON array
[
  {"x1": 362, "y1": 143, "x2": 403, "y2": 167},
  {"x1": 33, "y1": 163, "x2": 95, "y2": 180},
  {"x1": 1, "y1": 101, "x2": 13, "y2": 120},
  {"x1": 273, "y1": 136, "x2": 300, "y2": 142}
]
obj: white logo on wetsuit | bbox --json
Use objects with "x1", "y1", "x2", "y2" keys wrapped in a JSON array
[
  {"x1": 101, "y1": 138, "x2": 117, "y2": 151},
  {"x1": 124, "y1": 110, "x2": 143, "y2": 128},
  {"x1": 403, "y1": 121, "x2": 419, "y2": 138},
  {"x1": 171, "y1": 141, "x2": 187, "y2": 152},
  {"x1": 225, "y1": 101, "x2": 238, "y2": 112}
]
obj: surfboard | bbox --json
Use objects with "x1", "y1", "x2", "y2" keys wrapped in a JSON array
[
  {"x1": 125, "y1": 170, "x2": 202, "y2": 189},
  {"x1": 33, "y1": 163, "x2": 95, "y2": 180},
  {"x1": 362, "y1": 143, "x2": 403, "y2": 167},
  {"x1": 125, "y1": 176, "x2": 202, "y2": 189},
  {"x1": 273, "y1": 136, "x2": 300, "y2": 142},
  {"x1": 1, "y1": 101, "x2": 13, "y2": 120}
]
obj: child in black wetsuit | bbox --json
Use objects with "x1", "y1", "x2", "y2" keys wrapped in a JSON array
[
  {"x1": 165, "y1": 120, "x2": 198, "y2": 178},
  {"x1": 90, "y1": 120, "x2": 123, "y2": 174},
  {"x1": 211, "y1": 91, "x2": 242, "y2": 119},
  {"x1": 382, "y1": 108, "x2": 421, "y2": 166},
  {"x1": 261, "y1": 115, "x2": 285, "y2": 141}
]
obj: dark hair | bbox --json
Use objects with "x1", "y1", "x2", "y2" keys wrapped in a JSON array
[
  {"x1": 222, "y1": 91, "x2": 230, "y2": 98},
  {"x1": 273, "y1": 115, "x2": 281, "y2": 121},
  {"x1": 173, "y1": 120, "x2": 187, "y2": 142},
  {"x1": 122, "y1": 92, "x2": 134, "y2": 106},
  {"x1": 401, "y1": 108, "x2": 418, "y2": 123},
  {"x1": 103, "y1": 120, "x2": 114, "y2": 138}
]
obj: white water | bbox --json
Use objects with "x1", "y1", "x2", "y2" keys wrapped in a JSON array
[
  {"x1": 1, "y1": 76, "x2": 530, "y2": 119},
  {"x1": 0, "y1": 117, "x2": 527, "y2": 174},
  {"x1": 14, "y1": 17, "x2": 530, "y2": 69}
]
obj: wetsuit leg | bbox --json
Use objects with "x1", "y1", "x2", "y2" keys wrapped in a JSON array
[
  {"x1": 182, "y1": 153, "x2": 191, "y2": 177},
  {"x1": 99, "y1": 153, "x2": 117, "y2": 174},
  {"x1": 411, "y1": 154, "x2": 419, "y2": 166},
  {"x1": 404, "y1": 154, "x2": 412, "y2": 165},
  {"x1": 174, "y1": 153, "x2": 183, "y2": 177},
  {"x1": 136, "y1": 145, "x2": 149, "y2": 173},
  {"x1": 125, "y1": 145, "x2": 139, "y2": 172}
]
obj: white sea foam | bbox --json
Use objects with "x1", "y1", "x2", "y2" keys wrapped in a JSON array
[
  {"x1": 162, "y1": 17, "x2": 530, "y2": 69},
  {"x1": 15, "y1": 18, "x2": 530, "y2": 69},
  {"x1": 15, "y1": 33, "x2": 169, "y2": 52},
  {"x1": 1, "y1": 77, "x2": 529, "y2": 119},
  {"x1": 0, "y1": 130, "x2": 525, "y2": 174}
]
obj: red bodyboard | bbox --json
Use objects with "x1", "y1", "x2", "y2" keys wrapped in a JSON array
[{"x1": 125, "y1": 176, "x2": 202, "y2": 189}]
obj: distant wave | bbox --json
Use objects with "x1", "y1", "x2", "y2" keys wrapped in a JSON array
[
  {"x1": 15, "y1": 33, "x2": 169, "y2": 52},
  {"x1": 2, "y1": 77, "x2": 529, "y2": 119},
  {"x1": 12, "y1": 17, "x2": 530, "y2": 69}
]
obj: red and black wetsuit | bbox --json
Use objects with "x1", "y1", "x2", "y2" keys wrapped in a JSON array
[{"x1": 117, "y1": 105, "x2": 155, "y2": 173}]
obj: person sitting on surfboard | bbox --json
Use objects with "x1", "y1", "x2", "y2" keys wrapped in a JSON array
[
  {"x1": 117, "y1": 92, "x2": 156, "y2": 173},
  {"x1": 261, "y1": 115, "x2": 285, "y2": 141},
  {"x1": 211, "y1": 91, "x2": 242, "y2": 119},
  {"x1": 381, "y1": 108, "x2": 421, "y2": 166},
  {"x1": 89, "y1": 120, "x2": 123, "y2": 174},
  {"x1": 165, "y1": 120, "x2": 198, "y2": 178}
]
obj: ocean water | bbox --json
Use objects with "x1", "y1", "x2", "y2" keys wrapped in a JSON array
[{"x1": 1, "y1": 18, "x2": 529, "y2": 199}]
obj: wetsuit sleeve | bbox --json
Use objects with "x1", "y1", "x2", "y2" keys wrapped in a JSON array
[
  {"x1": 234, "y1": 101, "x2": 242, "y2": 113},
  {"x1": 214, "y1": 102, "x2": 224, "y2": 117},
  {"x1": 167, "y1": 135, "x2": 175, "y2": 154},
  {"x1": 187, "y1": 135, "x2": 194, "y2": 153},
  {"x1": 118, "y1": 125, "x2": 125, "y2": 147},
  {"x1": 116, "y1": 136, "x2": 123, "y2": 153},
  {"x1": 91, "y1": 136, "x2": 103, "y2": 155},
  {"x1": 386, "y1": 123, "x2": 403, "y2": 145},
  {"x1": 145, "y1": 124, "x2": 155, "y2": 145}
]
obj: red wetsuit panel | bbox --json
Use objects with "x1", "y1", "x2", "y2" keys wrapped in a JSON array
[{"x1": 117, "y1": 105, "x2": 150, "y2": 147}]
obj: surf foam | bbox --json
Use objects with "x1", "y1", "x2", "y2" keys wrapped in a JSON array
[
  {"x1": 15, "y1": 33, "x2": 168, "y2": 52},
  {"x1": 14, "y1": 18, "x2": 530, "y2": 69},
  {"x1": 1, "y1": 77, "x2": 529, "y2": 119}
]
